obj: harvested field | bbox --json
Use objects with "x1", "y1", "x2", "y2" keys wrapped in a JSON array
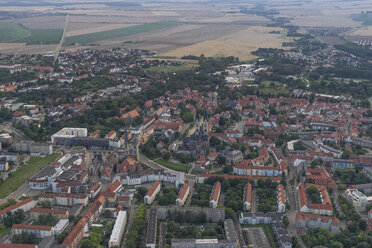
[
  {"x1": 160, "y1": 26, "x2": 290, "y2": 61},
  {"x1": 18, "y1": 15, "x2": 66, "y2": 29},
  {"x1": 347, "y1": 26, "x2": 372, "y2": 36},
  {"x1": 66, "y1": 23, "x2": 136, "y2": 37},
  {"x1": 0, "y1": 43, "x2": 24, "y2": 54}
]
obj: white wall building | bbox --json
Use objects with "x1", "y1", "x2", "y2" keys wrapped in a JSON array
[{"x1": 109, "y1": 211, "x2": 127, "y2": 247}]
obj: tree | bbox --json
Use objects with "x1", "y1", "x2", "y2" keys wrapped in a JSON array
[
  {"x1": 283, "y1": 216, "x2": 289, "y2": 227},
  {"x1": 162, "y1": 151, "x2": 171, "y2": 160},
  {"x1": 216, "y1": 155, "x2": 226, "y2": 165},
  {"x1": 209, "y1": 136, "x2": 220, "y2": 147},
  {"x1": 181, "y1": 112, "x2": 194, "y2": 123},
  {"x1": 40, "y1": 200, "x2": 51, "y2": 208}
]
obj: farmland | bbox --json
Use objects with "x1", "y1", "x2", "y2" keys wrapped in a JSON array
[
  {"x1": 15, "y1": 29, "x2": 63, "y2": 44},
  {"x1": 0, "y1": 22, "x2": 29, "y2": 42},
  {"x1": 64, "y1": 22, "x2": 179, "y2": 46}
]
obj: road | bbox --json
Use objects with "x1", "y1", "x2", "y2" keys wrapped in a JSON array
[
  {"x1": 233, "y1": 215, "x2": 247, "y2": 248},
  {"x1": 0, "y1": 122, "x2": 31, "y2": 141},
  {"x1": 54, "y1": 14, "x2": 69, "y2": 64}
]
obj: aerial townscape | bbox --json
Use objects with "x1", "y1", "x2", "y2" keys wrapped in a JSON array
[{"x1": 0, "y1": 0, "x2": 372, "y2": 248}]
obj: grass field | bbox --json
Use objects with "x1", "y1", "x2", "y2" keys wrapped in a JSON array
[
  {"x1": 0, "y1": 22, "x2": 29, "y2": 42},
  {"x1": 15, "y1": 29, "x2": 63, "y2": 44},
  {"x1": 0, "y1": 153, "x2": 59, "y2": 199},
  {"x1": 155, "y1": 159, "x2": 189, "y2": 173},
  {"x1": 64, "y1": 22, "x2": 179, "y2": 45},
  {"x1": 147, "y1": 63, "x2": 196, "y2": 73},
  {"x1": 0, "y1": 224, "x2": 10, "y2": 239}
]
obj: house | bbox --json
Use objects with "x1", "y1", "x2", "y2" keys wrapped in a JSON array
[
  {"x1": 243, "y1": 183, "x2": 252, "y2": 211},
  {"x1": 86, "y1": 182, "x2": 102, "y2": 199},
  {"x1": 210, "y1": 181, "x2": 221, "y2": 208},
  {"x1": 277, "y1": 184, "x2": 286, "y2": 213},
  {"x1": 0, "y1": 198, "x2": 36, "y2": 220},
  {"x1": 12, "y1": 224, "x2": 53, "y2": 238},
  {"x1": 118, "y1": 196, "x2": 132, "y2": 208},
  {"x1": 144, "y1": 181, "x2": 161, "y2": 205},
  {"x1": 106, "y1": 180, "x2": 123, "y2": 194},
  {"x1": 220, "y1": 150, "x2": 243, "y2": 164},
  {"x1": 176, "y1": 184, "x2": 190, "y2": 206}
]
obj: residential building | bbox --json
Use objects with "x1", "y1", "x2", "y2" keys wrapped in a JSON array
[
  {"x1": 176, "y1": 183, "x2": 190, "y2": 206},
  {"x1": 29, "y1": 208, "x2": 69, "y2": 220},
  {"x1": 277, "y1": 184, "x2": 286, "y2": 213},
  {"x1": 295, "y1": 212, "x2": 341, "y2": 233},
  {"x1": 345, "y1": 188, "x2": 368, "y2": 211},
  {"x1": 306, "y1": 168, "x2": 336, "y2": 189},
  {"x1": 0, "y1": 198, "x2": 36, "y2": 220},
  {"x1": 146, "y1": 208, "x2": 157, "y2": 248},
  {"x1": 144, "y1": 181, "x2": 161, "y2": 205},
  {"x1": 109, "y1": 211, "x2": 127, "y2": 248},
  {"x1": 243, "y1": 183, "x2": 252, "y2": 211},
  {"x1": 210, "y1": 181, "x2": 221, "y2": 208},
  {"x1": 0, "y1": 161, "x2": 9, "y2": 172},
  {"x1": 12, "y1": 224, "x2": 53, "y2": 238},
  {"x1": 297, "y1": 183, "x2": 333, "y2": 216}
]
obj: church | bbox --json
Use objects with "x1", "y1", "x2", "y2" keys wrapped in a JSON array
[{"x1": 178, "y1": 111, "x2": 209, "y2": 159}]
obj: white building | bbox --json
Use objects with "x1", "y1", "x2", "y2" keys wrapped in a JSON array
[
  {"x1": 109, "y1": 211, "x2": 127, "y2": 247},
  {"x1": 277, "y1": 184, "x2": 286, "y2": 213},
  {"x1": 51, "y1": 127, "x2": 87, "y2": 143},
  {"x1": 346, "y1": 189, "x2": 368, "y2": 211},
  {"x1": 12, "y1": 224, "x2": 53, "y2": 238}
]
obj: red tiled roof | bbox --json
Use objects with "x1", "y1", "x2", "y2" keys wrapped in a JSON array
[
  {"x1": 106, "y1": 180, "x2": 122, "y2": 193},
  {"x1": 12, "y1": 224, "x2": 52, "y2": 231},
  {"x1": 244, "y1": 183, "x2": 252, "y2": 203},
  {"x1": 211, "y1": 182, "x2": 221, "y2": 202},
  {"x1": 0, "y1": 198, "x2": 34, "y2": 216},
  {"x1": 29, "y1": 208, "x2": 67, "y2": 215},
  {"x1": 199, "y1": 174, "x2": 282, "y2": 182},
  {"x1": 178, "y1": 184, "x2": 189, "y2": 200},
  {"x1": 146, "y1": 181, "x2": 160, "y2": 197}
]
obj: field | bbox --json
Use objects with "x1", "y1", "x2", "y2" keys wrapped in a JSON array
[
  {"x1": 147, "y1": 63, "x2": 196, "y2": 73},
  {"x1": 160, "y1": 26, "x2": 290, "y2": 61},
  {"x1": 0, "y1": 153, "x2": 59, "y2": 199},
  {"x1": 64, "y1": 22, "x2": 179, "y2": 45},
  {"x1": 155, "y1": 159, "x2": 189, "y2": 173},
  {"x1": 0, "y1": 0, "x2": 372, "y2": 56},
  {"x1": 0, "y1": 22, "x2": 29, "y2": 42},
  {"x1": 15, "y1": 29, "x2": 63, "y2": 44}
]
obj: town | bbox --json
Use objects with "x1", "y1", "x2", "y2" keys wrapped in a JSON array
[{"x1": 0, "y1": 39, "x2": 372, "y2": 248}]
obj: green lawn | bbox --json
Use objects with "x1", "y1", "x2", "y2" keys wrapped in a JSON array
[
  {"x1": 64, "y1": 22, "x2": 179, "y2": 45},
  {"x1": 0, "y1": 153, "x2": 59, "y2": 199},
  {"x1": 0, "y1": 224, "x2": 10, "y2": 238},
  {"x1": 0, "y1": 22, "x2": 29, "y2": 42},
  {"x1": 155, "y1": 159, "x2": 189, "y2": 173},
  {"x1": 15, "y1": 29, "x2": 63, "y2": 44}
]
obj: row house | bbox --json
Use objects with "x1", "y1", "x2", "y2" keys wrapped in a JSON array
[
  {"x1": 243, "y1": 183, "x2": 252, "y2": 211},
  {"x1": 12, "y1": 224, "x2": 53, "y2": 239},
  {"x1": 144, "y1": 181, "x2": 161, "y2": 205},
  {"x1": 0, "y1": 198, "x2": 36, "y2": 220},
  {"x1": 295, "y1": 212, "x2": 341, "y2": 233},
  {"x1": 176, "y1": 183, "x2": 190, "y2": 206},
  {"x1": 29, "y1": 208, "x2": 69, "y2": 220},
  {"x1": 277, "y1": 184, "x2": 286, "y2": 213},
  {"x1": 210, "y1": 181, "x2": 221, "y2": 208},
  {"x1": 39, "y1": 193, "x2": 88, "y2": 207}
]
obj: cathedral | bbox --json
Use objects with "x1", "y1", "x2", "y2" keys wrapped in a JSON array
[{"x1": 179, "y1": 111, "x2": 209, "y2": 159}]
